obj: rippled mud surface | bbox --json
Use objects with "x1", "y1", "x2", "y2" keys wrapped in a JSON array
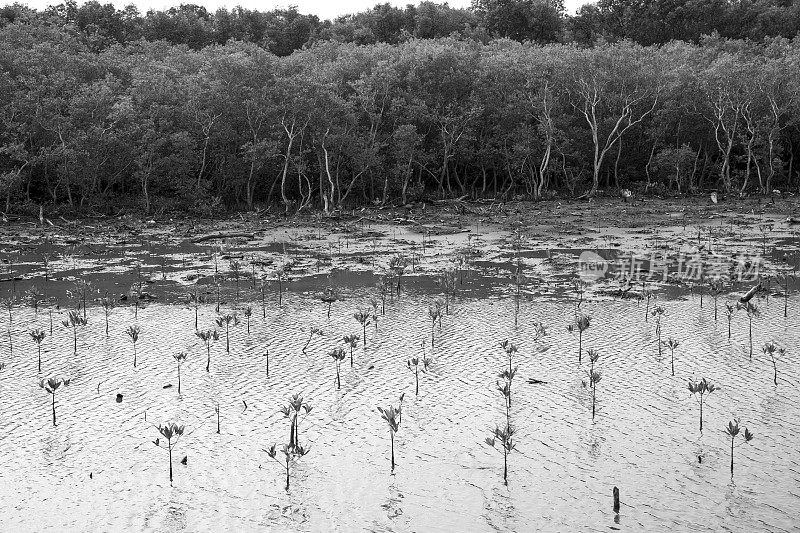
[{"x1": 1, "y1": 199, "x2": 799, "y2": 532}]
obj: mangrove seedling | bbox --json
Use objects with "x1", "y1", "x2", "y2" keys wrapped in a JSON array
[
  {"x1": 343, "y1": 334, "x2": 359, "y2": 367},
  {"x1": 244, "y1": 306, "x2": 252, "y2": 334},
  {"x1": 259, "y1": 276, "x2": 268, "y2": 318},
  {"x1": 376, "y1": 275, "x2": 389, "y2": 315},
  {"x1": 663, "y1": 338, "x2": 680, "y2": 376},
  {"x1": 302, "y1": 326, "x2": 323, "y2": 355},
  {"x1": 29, "y1": 328, "x2": 46, "y2": 372},
  {"x1": 762, "y1": 341, "x2": 782, "y2": 386},
  {"x1": 101, "y1": 293, "x2": 114, "y2": 336},
  {"x1": 39, "y1": 376, "x2": 70, "y2": 426},
  {"x1": 62, "y1": 310, "x2": 88, "y2": 355},
  {"x1": 330, "y1": 347, "x2": 346, "y2": 389},
  {"x1": 407, "y1": 351, "x2": 432, "y2": 396},
  {"x1": 589, "y1": 370, "x2": 602, "y2": 419},
  {"x1": 319, "y1": 287, "x2": 340, "y2": 319},
  {"x1": 172, "y1": 352, "x2": 188, "y2": 394},
  {"x1": 215, "y1": 403, "x2": 220, "y2": 433},
  {"x1": 370, "y1": 298, "x2": 379, "y2": 331},
  {"x1": 265, "y1": 443, "x2": 310, "y2": 492},
  {"x1": 643, "y1": 290, "x2": 653, "y2": 322},
  {"x1": 378, "y1": 402, "x2": 402, "y2": 472},
  {"x1": 125, "y1": 325, "x2": 141, "y2": 367},
  {"x1": 725, "y1": 418, "x2": 754, "y2": 477},
  {"x1": 688, "y1": 378, "x2": 717, "y2": 432},
  {"x1": 275, "y1": 266, "x2": 286, "y2": 307},
  {"x1": 777, "y1": 272, "x2": 794, "y2": 318},
  {"x1": 737, "y1": 301, "x2": 760, "y2": 360},
  {"x1": 651, "y1": 306, "x2": 665, "y2": 357},
  {"x1": 567, "y1": 313, "x2": 591, "y2": 362},
  {"x1": 215, "y1": 313, "x2": 239, "y2": 353},
  {"x1": 725, "y1": 303, "x2": 735, "y2": 339},
  {"x1": 497, "y1": 369, "x2": 515, "y2": 426},
  {"x1": 153, "y1": 422, "x2": 185, "y2": 483},
  {"x1": 280, "y1": 393, "x2": 312, "y2": 448},
  {"x1": 354, "y1": 309, "x2": 371, "y2": 347},
  {"x1": 428, "y1": 303, "x2": 443, "y2": 347},
  {"x1": 195, "y1": 329, "x2": 219, "y2": 372},
  {"x1": 485, "y1": 424, "x2": 516, "y2": 485}
]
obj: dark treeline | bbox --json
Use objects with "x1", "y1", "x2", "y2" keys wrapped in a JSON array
[{"x1": 1, "y1": 2, "x2": 800, "y2": 215}]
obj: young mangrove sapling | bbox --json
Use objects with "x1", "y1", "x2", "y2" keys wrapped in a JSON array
[
  {"x1": 688, "y1": 378, "x2": 717, "y2": 432},
  {"x1": 663, "y1": 338, "x2": 680, "y2": 376},
  {"x1": 567, "y1": 313, "x2": 591, "y2": 363},
  {"x1": 737, "y1": 301, "x2": 759, "y2": 360},
  {"x1": 329, "y1": 347, "x2": 346, "y2": 389},
  {"x1": 153, "y1": 422, "x2": 185, "y2": 483},
  {"x1": 378, "y1": 402, "x2": 402, "y2": 472},
  {"x1": 353, "y1": 309, "x2": 370, "y2": 347},
  {"x1": 302, "y1": 326, "x2": 323, "y2": 355},
  {"x1": 485, "y1": 424, "x2": 516, "y2": 485},
  {"x1": 343, "y1": 334, "x2": 359, "y2": 367},
  {"x1": 265, "y1": 443, "x2": 310, "y2": 492},
  {"x1": 215, "y1": 313, "x2": 239, "y2": 353},
  {"x1": 39, "y1": 376, "x2": 70, "y2": 426},
  {"x1": 725, "y1": 418, "x2": 754, "y2": 477},
  {"x1": 125, "y1": 325, "x2": 141, "y2": 367},
  {"x1": 196, "y1": 329, "x2": 219, "y2": 372},
  {"x1": 172, "y1": 352, "x2": 188, "y2": 394},
  {"x1": 62, "y1": 310, "x2": 88, "y2": 355},
  {"x1": 29, "y1": 328, "x2": 46, "y2": 372}
]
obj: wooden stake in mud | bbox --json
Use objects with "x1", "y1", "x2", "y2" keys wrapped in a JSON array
[{"x1": 613, "y1": 486, "x2": 620, "y2": 513}]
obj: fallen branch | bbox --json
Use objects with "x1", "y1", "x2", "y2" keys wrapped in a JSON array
[
  {"x1": 191, "y1": 232, "x2": 254, "y2": 243},
  {"x1": 739, "y1": 283, "x2": 761, "y2": 303}
]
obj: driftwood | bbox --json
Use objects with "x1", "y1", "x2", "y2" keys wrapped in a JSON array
[
  {"x1": 191, "y1": 231, "x2": 254, "y2": 243},
  {"x1": 739, "y1": 283, "x2": 761, "y2": 303}
]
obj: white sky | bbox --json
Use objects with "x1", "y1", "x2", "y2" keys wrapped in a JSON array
[{"x1": 18, "y1": 0, "x2": 585, "y2": 20}]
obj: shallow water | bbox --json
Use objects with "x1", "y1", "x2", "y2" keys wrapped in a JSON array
[{"x1": 0, "y1": 274, "x2": 798, "y2": 532}]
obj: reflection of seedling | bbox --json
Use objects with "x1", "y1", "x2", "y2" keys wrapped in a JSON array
[
  {"x1": 280, "y1": 393, "x2": 312, "y2": 448},
  {"x1": 188, "y1": 287, "x2": 201, "y2": 330},
  {"x1": 230, "y1": 259, "x2": 242, "y2": 301},
  {"x1": 215, "y1": 313, "x2": 239, "y2": 353},
  {"x1": 62, "y1": 310, "x2": 88, "y2": 355},
  {"x1": 377, "y1": 400, "x2": 402, "y2": 472},
  {"x1": 589, "y1": 370, "x2": 602, "y2": 419},
  {"x1": 265, "y1": 443, "x2": 310, "y2": 492},
  {"x1": 651, "y1": 306, "x2": 665, "y2": 357},
  {"x1": 725, "y1": 303, "x2": 735, "y2": 339},
  {"x1": 125, "y1": 325, "x2": 141, "y2": 367},
  {"x1": 376, "y1": 276, "x2": 389, "y2": 315},
  {"x1": 27, "y1": 286, "x2": 43, "y2": 316},
  {"x1": 195, "y1": 329, "x2": 219, "y2": 372},
  {"x1": 688, "y1": 378, "x2": 717, "y2": 432},
  {"x1": 499, "y1": 340, "x2": 518, "y2": 406},
  {"x1": 71, "y1": 279, "x2": 91, "y2": 320},
  {"x1": 438, "y1": 268, "x2": 457, "y2": 314},
  {"x1": 353, "y1": 309, "x2": 371, "y2": 347},
  {"x1": 485, "y1": 424, "x2": 516, "y2": 485},
  {"x1": 737, "y1": 302, "x2": 759, "y2": 360},
  {"x1": 573, "y1": 279, "x2": 587, "y2": 310},
  {"x1": 428, "y1": 303, "x2": 442, "y2": 347},
  {"x1": 330, "y1": 347, "x2": 346, "y2": 389},
  {"x1": 172, "y1": 352, "x2": 188, "y2": 394},
  {"x1": 777, "y1": 271, "x2": 795, "y2": 318},
  {"x1": 708, "y1": 281, "x2": 724, "y2": 321},
  {"x1": 370, "y1": 299, "x2": 379, "y2": 331},
  {"x1": 153, "y1": 422, "x2": 185, "y2": 483},
  {"x1": 244, "y1": 306, "x2": 252, "y2": 334},
  {"x1": 762, "y1": 341, "x2": 783, "y2": 386},
  {"x1": 586, "y1": 349, "x2": 599, "y2": 388},
  {"x1": 39, "y1": 376, "x2": 70, "y2": 426},
  {"x1": 319, "y1": 287, "x2": 340, "y2": 319},
  {"x1": 302, "y1": 327, "x2": 323, "y2": 354},
  {"x1": 130, "y1": 282, "x2": 144, "y2": 319},
  {"x1": 389, "y1": 256, "x2": 408, "y2": 297},
  {"x1": 101, "y1": 292, "x2": 114, "y2": 336},
  {"x1": 567, "y1": 313, "x2": 591, "y2": 362},
  {"x1": 663, "y1": 338, "x2": 680, "y2": 376},
  {"x1": 407, "y1": 347, "x2": 432, "y2": 396},
  {"x1": 725, "y1": 418, "x2": 754, "y2": 477},
  {"x1": 30, "y1": 328, "x2": 46, "y2": 372},
  {"x1": 342, "y1": 334, "x2": 359, "y2": 367}
]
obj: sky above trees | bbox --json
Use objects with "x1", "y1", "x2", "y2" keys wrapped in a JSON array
[{"x1": 17, "y1": 0, "x2": 584, "y2": 20}]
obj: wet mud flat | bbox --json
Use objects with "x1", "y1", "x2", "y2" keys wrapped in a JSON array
[{"x1": 0, "y1": 197, "x2": 799, "y2": 531}]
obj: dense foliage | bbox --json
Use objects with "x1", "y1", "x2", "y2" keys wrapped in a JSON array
[{"x1": 1, "y1": 1, "x2": 800, "y2": 214}]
